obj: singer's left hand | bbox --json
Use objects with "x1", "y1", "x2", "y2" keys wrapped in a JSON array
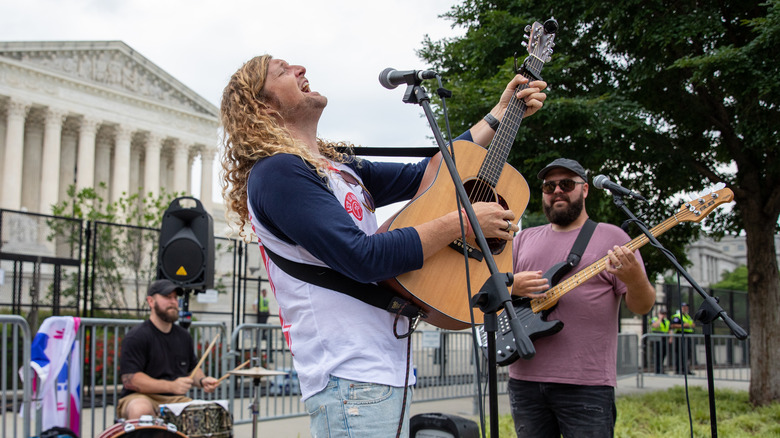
[{"x1": 498, "y1": 75, "x2": 547, "y2": 118}]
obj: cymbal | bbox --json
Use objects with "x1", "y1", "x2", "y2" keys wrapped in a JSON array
[{"x1": 229, "y1": 366, "x2": 287, "y2": 377}]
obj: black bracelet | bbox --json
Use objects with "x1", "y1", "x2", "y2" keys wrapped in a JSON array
[{"x1": 483, "y1": 113, "x2": 500, "y2": 131}]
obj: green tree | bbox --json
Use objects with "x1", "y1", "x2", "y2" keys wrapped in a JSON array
[
  {"x1": 420, "y1": 0, "x2": 779, "y2": 405},
  {"x1": 711, "y1": 265, "x2": 749, "y2": 292}
]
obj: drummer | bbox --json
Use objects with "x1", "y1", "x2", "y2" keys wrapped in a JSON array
[{"x1": 117, "y1": 280, "x2": 219, "y2": 420}]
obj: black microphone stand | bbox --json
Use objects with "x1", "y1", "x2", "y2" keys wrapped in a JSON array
[
  {"x1": 608, "y1": 192, "x2": 747, "y2": 438},
  {"x1": 398, "y1": 80, "x2": 535, "y2": 438}
]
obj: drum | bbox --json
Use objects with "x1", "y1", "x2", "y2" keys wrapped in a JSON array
[
  {"x1": 98, "y1": 416, "x2": 186, "y2": 438},
  {"x1": 161, "y1": 402, "x2": 232, "y2": 438}
]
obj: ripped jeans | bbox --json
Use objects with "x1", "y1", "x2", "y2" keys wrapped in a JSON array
[
  {"x1": 508, "y1": 378, "x2": 616, "y2": 438},
  {"x1": 304, "y1": 375, "x2": 413, "y2": 438}
]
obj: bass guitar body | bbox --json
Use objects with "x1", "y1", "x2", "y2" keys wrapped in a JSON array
[{"x1": 380, "y1": 140, "x2": 529, "y2": 330}]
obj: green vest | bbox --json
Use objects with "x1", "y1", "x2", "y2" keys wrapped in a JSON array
[
  {"x1": 258, "y1": 296, "x2": 269, "y2": 313},
  {"x1": 672, "y1": 311, "x2": 694, "y2": 333},
  {"x1": 651, "y1": 316, "x2": 670, "y2": 333}
]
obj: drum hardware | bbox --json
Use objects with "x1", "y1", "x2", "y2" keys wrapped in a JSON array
[{"x1": 229, "y1": 366, "x2": 286, "y2": 438}]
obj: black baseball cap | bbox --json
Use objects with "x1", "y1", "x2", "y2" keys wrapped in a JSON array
[
  {"x1": 147, "y1": 279, "x2": 184, "y2": 297},
  {"x1": 537, "y1": 158, "x2": 588, "y2": 181},
  {"x1": 681, "y1": 302, "x2": 689, "y2": 307}
]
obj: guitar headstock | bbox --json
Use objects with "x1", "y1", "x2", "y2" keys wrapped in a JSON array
[
  {"x1": 677, "y1": 183, "x2": 734, "y2": 223},
  {"x1": 524, "y1": 18, "x2": 558, "y2": 64}
]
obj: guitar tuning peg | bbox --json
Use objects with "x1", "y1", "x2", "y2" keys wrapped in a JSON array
[
  {"x1": 524, "y1": 24, "x2": 532, "y2": 33},
  {"x1": 699, "y1": 188, "x2": 712, "y2": 197},
  {"x1": 714, "y1": 182, "x2": 726, "y2": 190}
]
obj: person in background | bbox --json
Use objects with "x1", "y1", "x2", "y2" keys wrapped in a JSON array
[
  {"x1": 507, "y1": 158, "x2": 656, "y2": 438},
  {"x1": 671, "y1": 302, "x2": 696, "y2": 375},
  {"x1": 650, "y1": 308, "x2": 671, "y2": 374},
  {"x1": 117, "y1": 279, "x2": 218, "y2": 420},
  {"x1": 253, "y1": 287, "x2": 270, "y2": 324}
]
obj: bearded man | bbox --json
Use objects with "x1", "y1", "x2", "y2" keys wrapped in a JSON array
[
  {"x1": 506, "y1": 158, "x2": 656, "y2": 438},
  {"x1": 117, "y1": 279, "x2": 218, "y2": 420}
]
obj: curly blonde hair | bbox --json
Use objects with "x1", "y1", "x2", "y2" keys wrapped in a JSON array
[{"x1": 219, "y1": 55, "x2": 354, "y2": 240}]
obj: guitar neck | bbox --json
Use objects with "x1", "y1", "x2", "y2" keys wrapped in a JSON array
[
  {"x1": 529, "y1": 213, "x2": 682, "y2": 313},
  {"x1": 479, "y1": 58, "x2": 544, "y2": 187}
]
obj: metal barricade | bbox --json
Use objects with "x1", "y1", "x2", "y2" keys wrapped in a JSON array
[
  {"x1": 0, "y1": 315, "x2": 32, "y2": 438},
  {"x1": 639, "y1": 333, "x2": 750, "y2": 387}
]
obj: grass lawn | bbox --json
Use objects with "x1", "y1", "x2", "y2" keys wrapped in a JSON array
[{"x1": 489, "y1": 386, "x2": 780, "y2": 437}]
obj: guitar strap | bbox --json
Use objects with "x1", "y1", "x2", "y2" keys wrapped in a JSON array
[
  {"x1": 261, "y1": 245, "x2": 422, "y2": 320},
  {"x1": 543, "y1": 219, "x2": 597, "y2": 286}
]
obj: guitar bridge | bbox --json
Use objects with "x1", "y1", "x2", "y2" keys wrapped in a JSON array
[{"x1": 448, "y1": 238, "x2": 484, "y2": 261}]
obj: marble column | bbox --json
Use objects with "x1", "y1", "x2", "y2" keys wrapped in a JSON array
[
  {"x1": 1, "y1": 98, "x2": 31, "y2": 210},
  {"x1": 170, "y1": 139, "x2": 189, "y2": 195},
  {"x1": 200, "y1": 146, "x2": 216, "y2": 207},
  {"x1": 144, "y1": 133, "x2": 164, "y2": 198},
  {"x1": 111, "y1": 124, "x2": 133, "y2": 203},
  {"x1": 94, "y1": 134, "x2": 112, "y2": 201},
  {"x1": 39, "y1": 107, "x2": 68, "y2": 213},
  {"x1": 76, "y1": 117, "x2": 99, "y2": 190}
]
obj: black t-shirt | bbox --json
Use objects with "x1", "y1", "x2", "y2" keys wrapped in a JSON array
[{"x1": 119, "y1": 319, "x2": 198, "y2": 398}]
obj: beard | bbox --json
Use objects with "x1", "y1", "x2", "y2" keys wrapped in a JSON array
[
  {"x1": 153, "y1": 299, "x2": 179, "y2": 323},
  {"x1": 543, "y1": 193, "x2": 584, "y2": 226},
  {"x1": 265, "y1": 91, "x2": 327, "y2": 123}
]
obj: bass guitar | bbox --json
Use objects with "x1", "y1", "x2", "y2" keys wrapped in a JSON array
[
  {"x1": 379, "y1": 18, "x2": 558, "y2": 330},
  {"x1": 481, "y1": 185, "x2": 734, "y2": 365}
]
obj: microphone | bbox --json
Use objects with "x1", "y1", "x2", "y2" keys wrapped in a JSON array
[
  {"x1": 379, "y1": 67, "x2": 437, "y2": 90},
  {"x1": 593, "y1": 175, "x2": 647, "y2": 201}
]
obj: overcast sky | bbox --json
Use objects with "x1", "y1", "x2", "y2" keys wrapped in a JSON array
[
  {"x1": 0, "y1": 0, "x2": 464, "y2": 147},
  {"x1": 1, "y1": 0, "x2": 469, "y2": 221}
]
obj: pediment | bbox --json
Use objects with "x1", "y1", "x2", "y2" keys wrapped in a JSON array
[{"x1": 0, "y1": 41, "x2": 218, "y2": 118}]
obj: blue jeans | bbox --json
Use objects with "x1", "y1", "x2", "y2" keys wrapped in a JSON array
[
  {"x1": 304, "y1": 375, "x2": 413, "y2": 438},
  {"x1": 508, "y1": 378, "x2": 616, "y2": 438}
]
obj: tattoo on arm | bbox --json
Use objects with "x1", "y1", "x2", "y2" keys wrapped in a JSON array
[{"x1": 121, "y1": 373, "x2": 139, "y2": 391}]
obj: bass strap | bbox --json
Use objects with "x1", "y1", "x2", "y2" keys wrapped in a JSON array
[
  {"x1": 262, "y1": 245, "x2": 422, "y2": 320},
  {"x1": 542, "y1": 219, "x2": 597, "y2": 285}
]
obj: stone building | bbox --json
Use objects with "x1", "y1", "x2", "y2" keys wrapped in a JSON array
[
  {"x1": 0, "y1": 40, "x2": 220, "y2": 215},
  {"x1": 0, "y1": 41, "x2": 273, "y2": 325}
]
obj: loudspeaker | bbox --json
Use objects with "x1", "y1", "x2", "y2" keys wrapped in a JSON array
[
  {"x1": 410, "y1": 413, "x2": 479, "y2": 438},
  {"x1": 157, "y1": 197, "x2": 214, "y2": 290}
]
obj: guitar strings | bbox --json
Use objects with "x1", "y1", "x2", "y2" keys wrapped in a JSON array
[{"x1": 468, "y1": 55, "x2": 543, "y2": 217}]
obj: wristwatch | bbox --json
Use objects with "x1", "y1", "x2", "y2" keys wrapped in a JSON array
[{"x1": 483, "y1": 113, "x2": 500, "y2": 131}]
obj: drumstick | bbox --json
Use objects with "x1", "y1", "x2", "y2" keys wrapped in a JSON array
[
  {"x1": 216, "y1": 359, "x2": 251, "y2": 384},
  {"x1": 189, "y1": 333, "x2": 220, "y2": 379}
]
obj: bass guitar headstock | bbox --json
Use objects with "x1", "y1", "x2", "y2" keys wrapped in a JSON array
[{"x1": 676, "y1": 183, "x2": 734, "y2": 223}]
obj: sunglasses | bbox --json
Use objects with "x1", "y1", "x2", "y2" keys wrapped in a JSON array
[
  {"x1": 541, "y1": 179, "x2": 585, "y2": 194},
  {"x1": 336, "y1": 170, "x2": 376, "y2": 213}
]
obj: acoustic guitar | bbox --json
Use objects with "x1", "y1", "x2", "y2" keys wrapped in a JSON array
[
  {"x1": 480, "y1": 185, "x2": 734, "y2": 365},
  {"x1": 379, "y1": 19, "x2": 558, "y2": 330}
]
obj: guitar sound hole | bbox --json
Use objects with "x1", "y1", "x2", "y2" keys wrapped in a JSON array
[{"x1": 463, "y1": 178, "x2": 509, "y2": 255}]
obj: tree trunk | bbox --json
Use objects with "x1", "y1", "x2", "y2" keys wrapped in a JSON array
[{"x1": 744, "y1": 212, "x2": 780, "y2": 406}]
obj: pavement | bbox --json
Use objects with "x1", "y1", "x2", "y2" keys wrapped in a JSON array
[{"x1": 231, "y1": 373, "x2": 750, "y2": 437}]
